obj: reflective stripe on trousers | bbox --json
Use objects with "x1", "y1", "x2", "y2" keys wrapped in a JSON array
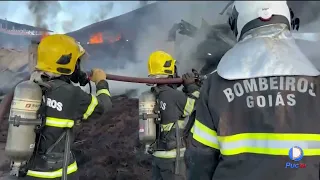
[
  {"x1": 191, "y1": 119, "x2": 320, "y2": 156},
  {"x1": 161, "y1": 120, "x2": 185, "y2": 132},
  {"x1": 27, "y1": 161, "x2": 77, "y2": 178},
  {"x1": 46, "y1": 117, "x2": 74, "y2": 128},
  {"x1": 153, "y1": 148, "x2": 186, "y2": 158}
]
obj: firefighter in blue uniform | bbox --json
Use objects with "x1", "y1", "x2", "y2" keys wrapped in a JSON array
[{"x1": 186, "y1": 1, "x2": 320, "y2": 180}]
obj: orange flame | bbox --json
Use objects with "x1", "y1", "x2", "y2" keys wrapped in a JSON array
[
  {"x1": 88, "y1": 32, "x2": 103, "y2": 44},
  {"x1": 40, "y1": 32, "x2": 49, "y2": 41},
  {"x1": 88, "y1": 32, "x2": 122, "y2": 45}
]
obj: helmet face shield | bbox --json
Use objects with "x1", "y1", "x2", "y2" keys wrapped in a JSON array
[
  {"x1": 76, "y1": 41, "x2": 90, "y2": 71},
  {"x1": 78, "y1": 52, "x2": 90, "y2": 72}
]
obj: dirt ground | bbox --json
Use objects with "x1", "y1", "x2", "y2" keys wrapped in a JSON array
[{"x1": 0, "y1": 95, "x2": 152, "y2": 180}]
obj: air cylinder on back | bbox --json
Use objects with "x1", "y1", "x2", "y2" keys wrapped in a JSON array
[
  {"x1": 5, "y1": 80, "x2": 42, "y2": 176},
  {"x1": 138, "y1": 90, "x2": 158, "y2": 152}
]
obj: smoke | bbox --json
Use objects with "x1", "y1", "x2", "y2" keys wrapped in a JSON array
[
  {"x1": 0, "y1": 1, "x2": 147, "y2": 33},
  {"x1": 104, "y1": 1, "x2": 320, "y2": 97},
  {"x1": 102, "y1": 1, "x2": 231, "y2": 96},
  {"x1": 90, "y1": 2, "x2": 114, "y2": 23},
  {"x1": 288, "y1": 1, "x2": 320, "y2": 26},
  {"x1": 80, "y1": 1, "x2": 233, "y2": 97},
  {"x1": 139, "y1": 1, "x2": 148, "y2": 7},
  {"x1": 287, "y1": 1, "x2": 320, "y2": 68},
  {"x1": 2, "y1": 1, "x2": 320, "y2": 98},
  {"x1": 27, "y1": 1, "x2": 61, "y2": 29}
]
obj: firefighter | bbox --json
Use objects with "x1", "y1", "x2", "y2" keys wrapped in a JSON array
[
  {"x1": 147, "y1": 50, "x2": 200, "y2": 180},
  {"x1": 186, "y1": 1, "x2": 320, "y2": 180},
  {"x1": 15, "y1": 34, "x2": 111, "y2": 180}
]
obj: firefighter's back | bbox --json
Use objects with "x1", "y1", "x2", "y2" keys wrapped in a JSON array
[{"x1": 210, "y1": 74, "x2": 320, "y2": 180}]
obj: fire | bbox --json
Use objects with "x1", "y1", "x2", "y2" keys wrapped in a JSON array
[
  {"x1": 87, "y1": 32, "x2": 122, "y2": 45},
  {"x1": 88, "y1": 32, "x2": 103, "y2": 44},
  {"x1": 40, "y1": 32, "x2": 50, "y2": 41}
]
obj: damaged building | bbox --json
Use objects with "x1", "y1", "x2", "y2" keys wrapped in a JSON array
[{"x1": 1, "y1": 1, "x2": 320, "y2": 180}]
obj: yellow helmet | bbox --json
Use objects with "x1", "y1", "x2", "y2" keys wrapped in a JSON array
[
  {"x1": 148, "y1": 51, "x2": 176, "y2": 76},
  {"x1": 36, "y1": 34, "x2": 86, "y2": 75}
]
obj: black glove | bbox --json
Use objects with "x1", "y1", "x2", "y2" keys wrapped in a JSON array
[
  {"x1": 182, "y1": 72, "x2": 196, "y2": 86},
  {"x1": 70, "y1": 70, "x2": 89, "y2": 86},
  {"x1": 70, "y1": 61, "x2": 90, "y2": 86},
  {"x1": 182, "y1": 71, "x2": 202, "y2": 94}
]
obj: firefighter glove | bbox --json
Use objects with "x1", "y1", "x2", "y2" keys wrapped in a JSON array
[
  {"x1": 182, "y1": 72, "x2": 196, "y2": 85},
  {"x1": 91, "y1": 68, "x2": 106, "y2": 84}
]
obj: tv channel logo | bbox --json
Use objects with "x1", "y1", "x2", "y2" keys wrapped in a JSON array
[{"x1": 285, "y1": 146, "x2": 306, "y2": 168}]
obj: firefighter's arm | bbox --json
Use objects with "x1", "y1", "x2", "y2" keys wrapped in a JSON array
[
  {"x1": 186, "y1": 78, "x2": 220, "y2": 180},
  {"x1": 174, "y1": 73, "x2": 201, "y2": 117},
  {"x1": 76, "y1": 80, "x2": 112, "y2": 120},
  {"x1": 173, "y1": 89, "x2": 198, "y2": 118},
  {"x1": 182, "y1": 72, "x2": 201, "y2": 99}
]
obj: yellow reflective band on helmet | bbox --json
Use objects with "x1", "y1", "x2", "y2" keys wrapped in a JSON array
[
  {"x1": 191, "y1": 119, "x2": 220, "y2": 149},
  {"x1": 183, "y1": 97, "x2": 196, "y2": 117},
  {"x1": 192, "y1": 91, "x2": 200, "y2": 98},
  {"x1": 218, "y1": 133, "x2": 320, "y2": 156},
  {"x1": 96, "y1": 89, "x2": 111, "y2": 97},
  {"x1": 83, "y1": 95, "x2": 98, "y2": 120},
  {"x1": 153, "y1": 148, "x2": 186, "y2": 158},
  {"x1": 45, "y1": 117, "x2": 74, "y2": 128},
  {"x1": 161, "y1": 120, "x2": 185, "y2": 132},
  {"x1": 27, "y1": 161, "x2": 77, "y2": 178}
]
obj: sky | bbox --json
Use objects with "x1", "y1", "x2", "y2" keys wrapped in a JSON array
[{"x1": 0, "y1": 1, "x2": 153, "y2": 33}]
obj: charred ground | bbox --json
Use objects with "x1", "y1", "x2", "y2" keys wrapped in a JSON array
[{"x1": 0, "y1": 95, "x2": 152, "y2": 180}]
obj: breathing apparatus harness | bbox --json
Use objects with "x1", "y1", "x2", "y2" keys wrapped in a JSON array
[
  {"x1": 17, "y1": 75, "x2": 52, "y2": 177},
  {"x1": 19, "y1": 63, "x2": 90, "y2": 178},
  {"x1": 147, "y1": 69, "x2": 203, "y2": 174},
  {"x1": 145, "y1": 86, "x2": 162, "y2": 154},
  {"x1": 145, "y1": 66, "x2": 181, "y2": 154},
  {"x1": 146, "y1": 85, "x2": 182, "y2": 175}
]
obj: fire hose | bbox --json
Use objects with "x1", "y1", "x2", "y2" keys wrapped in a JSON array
[{"x1": 0, "y1": 73, "x2": 205, "y2": 123}]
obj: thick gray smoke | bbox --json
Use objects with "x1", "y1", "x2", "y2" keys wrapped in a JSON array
[
  {"x1": 2, "y1": 1, "x2": 320, "y2": 98},
  {"x1": 27, "y1": 1, "x2": 61, "y2": 29},
  {"x1": 90, "y1": 2, "x2": 114, "y2": 23},
  {"x1": 103, "y1": 1, "x2": 231, "y2": 96},
  {"x1": 105, "y1": 1, "x2": 320, "y2": 97},
  {"x1": 61, "y1": 2, "x2": 115, "y2": 32}
]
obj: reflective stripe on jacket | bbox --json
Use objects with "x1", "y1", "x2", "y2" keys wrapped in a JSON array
[
  {"x1": 188, "y1": 74, "x2": 320, "y2": 180},
  {"x1": 152, "y1": 84, "x2": 200, "y2": 158},
  {"x1": 27, "y1": 79, "x2": 112, "y2": 177},
  {"x1": 192, "y1": 119, "x2": 320, "y2": 156}
]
